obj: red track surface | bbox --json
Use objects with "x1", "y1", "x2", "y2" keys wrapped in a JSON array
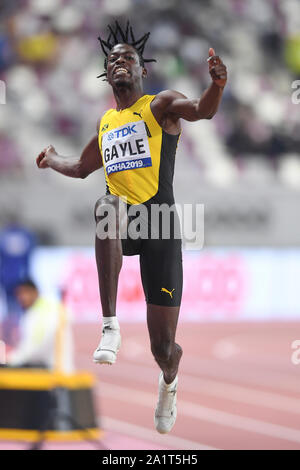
[
  {"x1": 1, "y1": 321, "x2": 300, "y2": 450},
  {"x1": 76, "y1": 321, "x2": 300, "y2": 450}
]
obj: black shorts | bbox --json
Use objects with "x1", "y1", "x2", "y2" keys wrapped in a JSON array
[{"x1": 121, "y1": 203, "x2": 183, "y2": 307}]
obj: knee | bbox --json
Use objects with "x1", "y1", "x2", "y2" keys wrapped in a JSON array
[
  {"x1": 151, "y1": 340, "x2": 174, "y2": 363},
  {"x1": 94, "y1": 195, "x2": 120, "y2": 222}
]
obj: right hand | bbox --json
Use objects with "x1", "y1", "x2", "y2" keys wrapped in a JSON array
[{"x1": 36, "y1": 145, "x2": 57, "y2": 169}]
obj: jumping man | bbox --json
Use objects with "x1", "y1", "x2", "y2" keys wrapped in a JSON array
[{"x1": 36, "y1": 21, "x2": 227, "y2": 434}]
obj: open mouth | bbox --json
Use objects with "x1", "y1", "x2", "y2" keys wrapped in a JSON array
[{"x1": 114, "y1": 67, "x2": 130, "y2": 76}]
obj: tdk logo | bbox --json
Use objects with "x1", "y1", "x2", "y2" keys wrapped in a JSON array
[{"x1": 107, "y1": 124, "x2": 137, "y2": 141}]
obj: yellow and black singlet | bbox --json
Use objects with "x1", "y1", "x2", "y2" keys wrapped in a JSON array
[
  {"x1": 98, "y1": 94, "x2": 183, "y2": 308},
  {"x1": 98, "y1": 94, "x2": 180, "y2": 206}
]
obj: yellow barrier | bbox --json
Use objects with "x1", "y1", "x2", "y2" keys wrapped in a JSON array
[{"x1": 0, "y1": 369, "x2": 101, "y2": 443}]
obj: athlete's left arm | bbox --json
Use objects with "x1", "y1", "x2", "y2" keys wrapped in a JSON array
[{"x1": 153, "y1": 48, "x2": 227, "y2": 123}]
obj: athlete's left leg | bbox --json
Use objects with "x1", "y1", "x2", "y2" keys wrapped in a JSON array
[
  {"x1": 140, "y1": 234, "x2": 183, "y2": 381},
  {"x1": 147, "y1": 304, "x2": 182, "y2": 385},
  {"x1": 147, "y1": 304, "x2": 182, "y2": 434},
  {"x1": 140, "y1": 234, "x2": 183, "y2": 433}
]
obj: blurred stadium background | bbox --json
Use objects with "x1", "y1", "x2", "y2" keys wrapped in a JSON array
[{"x1": 0, "y1": 0, "x2": 300, "y2": 450}]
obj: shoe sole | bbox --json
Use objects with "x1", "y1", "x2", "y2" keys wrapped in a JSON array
[
  {"x1": 93, "y1": 342, "x2": 121, "y2": 365},
  {"x1": 155, "y1": 406, "x2": 177, "y2": 434},
  {"x1": 154, "y1": 372, "x2": 178, "y2": 433},
  {"x1": 93, "y1": 360, "x2": 113, "y2": 365}
]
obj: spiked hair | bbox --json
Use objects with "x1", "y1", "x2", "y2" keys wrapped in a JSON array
[{"x1": 97, "y1": 20, "x2": 156, "y2": 80}]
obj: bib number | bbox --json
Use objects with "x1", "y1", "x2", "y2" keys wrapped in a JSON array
[{"x1": 102, "y1": 121, "x2": 152, "y2": 175}]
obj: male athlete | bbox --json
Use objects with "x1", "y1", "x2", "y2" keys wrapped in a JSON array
[{"x1": 36, "y1": 21, "x2": 227, "y2": 434}]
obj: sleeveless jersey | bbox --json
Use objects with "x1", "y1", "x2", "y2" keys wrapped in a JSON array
[{"x1": 98, "y1": 94, "x2": 180, "y2": 206}]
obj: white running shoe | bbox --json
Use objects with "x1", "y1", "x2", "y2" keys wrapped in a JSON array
[
  {"x1": 154, "y1": 371, "x2": 178, "y2": 434},
  {"x1": 93, "y1": 325, "x2": 121, "y2": 365}
]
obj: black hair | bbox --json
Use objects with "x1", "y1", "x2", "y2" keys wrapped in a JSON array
[
  {"x1": 97, "y1": 20, "x2": 156, "y2": 80},
  {"x1": 15, "y1": 279, "x2": 38, "y2": 291}
]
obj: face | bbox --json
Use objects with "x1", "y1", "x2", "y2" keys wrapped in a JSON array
[
  {"x1": 16, "y1": 286, "x2": 38, "y2": 310},
  {"x1": 106, "y1": 44, "x2": 147, "y2": 88}
]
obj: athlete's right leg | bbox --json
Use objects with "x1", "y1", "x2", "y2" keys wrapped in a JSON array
[
  {"x1": 94, "y1": 195, "x2": 124, "y2": 318},
  {"x1": 93, "y1": 195, "x2": 125, "y2": 364}
]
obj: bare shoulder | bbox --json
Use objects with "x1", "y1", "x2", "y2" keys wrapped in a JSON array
[
  {"x1": 152, "y1": 89, "x2": 188, "y2": 108},
  {"x1": 151, "y1": 90, "x2": 186, "y2": 133}
]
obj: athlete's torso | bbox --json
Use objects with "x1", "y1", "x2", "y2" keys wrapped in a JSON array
[{"x1": 98, "y1": 94, "x2": 180, "y2": 206}]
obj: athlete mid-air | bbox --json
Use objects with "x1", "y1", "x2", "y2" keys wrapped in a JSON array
[{"x1": 36, "y1": 21, "x2": 227, "y2": 434}]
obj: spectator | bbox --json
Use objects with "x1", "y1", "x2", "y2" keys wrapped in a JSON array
[
  {"x1": 0, "y1": 222, "x2": 37, "y2": 345},
  {"x1": 7, "y1": 279, "x2": 74, "y2": 372}
]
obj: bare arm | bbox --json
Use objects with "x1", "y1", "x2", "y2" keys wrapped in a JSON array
[
  {"x1": 151, "y1": 48, "x2": 227, "y2": 127},
  {"x1": 36, "y1": 123, "x2": 103, "y2": 178}
]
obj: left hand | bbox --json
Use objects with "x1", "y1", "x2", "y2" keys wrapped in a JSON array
[{"x1": 207, "y1": 48, "x2": 227, "y2": 89}]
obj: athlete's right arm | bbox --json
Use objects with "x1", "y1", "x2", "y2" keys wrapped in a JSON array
[{"x1": 36, "y1": 128, "x2": 103, "y2": 179}]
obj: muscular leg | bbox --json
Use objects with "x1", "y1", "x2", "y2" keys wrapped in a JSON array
[
  {"x1": 94, "y1": 195, "x2": 124, "y2": 317},
  {"x1": 147, "y1": 304, "x2": 183, "y2": 384},
  {"x1": 140, "y1": 211, "x2": 183, "y2": 432},
  {"x1": 140, "y1": 232, "x2": 183, "y2": 384},
  {"x1": 148, "y1": 302, "x2": 182, "y2": 433}
]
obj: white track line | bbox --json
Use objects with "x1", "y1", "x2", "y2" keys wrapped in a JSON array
[
  {"x1": 97, "y1": 382, "x2": 300, "y2": 445},
  {"x1": 181, "y1": 375, "x2": 300, "y2": 415},
  {"x1": 87, "y1": 357, "x2": 300, "y2": 415},
  {"x1": 101, "y1": 416, "x2": 217, "y2": 450},
  {"x1": 119, "y1": 349, "x2": 300, "y2": 394},
  {"x1": 212, "y1": 339, "x2": 239, "y2": 359},
  {"x1": 118, "y1": 334, "x2": 300, "y2": 392},
  {"x1": 180, "y1": 356, "x2": 300, "y2": 393}
]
